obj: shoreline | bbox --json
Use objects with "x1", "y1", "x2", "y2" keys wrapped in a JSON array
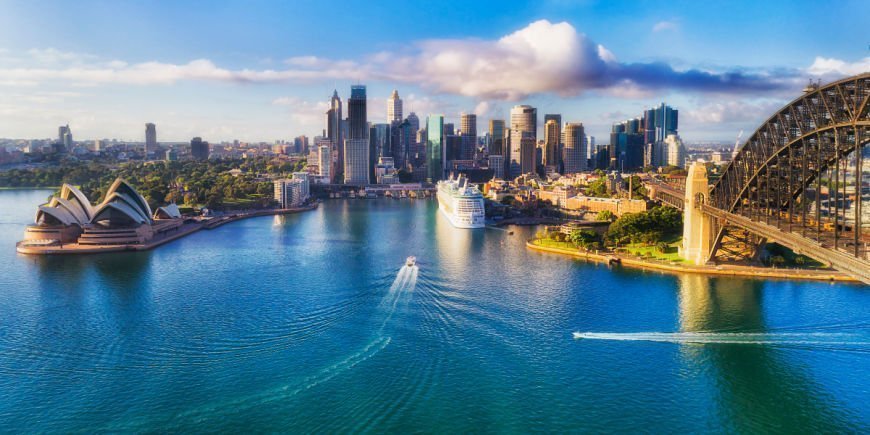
[
  {"x1": 526, "y1": 240, "x2": 861, "y2": 283},
  {"x1": 16, "y1": 204, "x2": 318, "y2": 255}
]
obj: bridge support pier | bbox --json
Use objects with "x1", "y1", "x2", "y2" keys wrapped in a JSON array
[{"x1": 680, "y1": 163, "x2": 714, "y2": 265}]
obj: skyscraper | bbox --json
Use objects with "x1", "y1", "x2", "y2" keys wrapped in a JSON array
[
  {"x1": 57, "y1": 124, "x2": 72, "y2": 152},
  {"x1": 387, "y1": 90, "x2": 402, "y2": 124},
  {"x1": 370, "y1": 123, "x2": 390, "y2": 183},
  {"x1": 460, "y1": 113, "x2": 477, "y2": 138},
  {"x1": 563, "y1": 123, "x2": 586, "y2": 174},
  {"x1": 489, "y1": 120, "x2": 505, "y2": 156},
  {"x1": 145, "y1": 123, "x2": 156, "y2": 158},
  {"x1": 325, "y1": 90, "x2": 343, "y2": 180},
  {"x1": 510, "y1": 105, "x2": 537, "y2": 138},
  {"x1": 544, "y1": 119, "x2": 560, "y2": 169},
  {"x1": 509, "y1": 105, "x2": 537, "y2": 178},
  {"x1": 344, "y1": 85, "x2": 369, "y2": 185},
  {"x1": 459, "y1": 113, "x2": 477, "y2": 161},
  {"x1": 190, "y1": 137, "x2": 209, "y2": 160},
  {"x1": 426, "y1": 115, "x2": 444, "y2": 182}
]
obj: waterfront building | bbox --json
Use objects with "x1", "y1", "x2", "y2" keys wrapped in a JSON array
[
  {"x1": 292, "y1": 172, "x2": 310, "y2": 199},
  {"x1": 563, "y1": 123, "x2": 586, "y2": 174},
  {"x1": 326, "y1": 90, "x2": 343, "y2": 171},
  {"x1": 387, "y1": 90, "x2": 402, "y2": 123},
  {"x1": 145, "y1": 123, "x2": 156, "y2": 158},
  {"x1": 344, "y1": 85, "x2": 369, "y2": 185},
  {"x1": 316, "y1": 141, "x2": 331, "y2": 179},
  {"x1": 190, "y1": 137, "x2": 209, "y2": 160},
  {"x1": 19, "y1": 179, "x2": 179, "y2": 246},
  {"x1": 274, "y1": 178, "x2": 308, "y2": 208},
  {"x1": 427, "y1": 115, "x2": 445, "y2": 183},
  {"x1": 344, "y1": 139, "x2": 369, "y2": 185},
  {"x1": 370, "y1": 124, "x2": 391, "y2": 179}
]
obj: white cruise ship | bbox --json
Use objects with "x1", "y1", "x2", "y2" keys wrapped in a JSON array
[{"x1": 436, "y1": 174, "x2": 485, "y2": 228}]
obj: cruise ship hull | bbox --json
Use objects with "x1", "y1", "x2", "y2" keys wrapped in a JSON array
[
  {"x1": 437, "y1": 193, "x2": 485, "y2": 229},
  {"x1": 438, "y1": 203, "x2": 484, "y2": 228}
]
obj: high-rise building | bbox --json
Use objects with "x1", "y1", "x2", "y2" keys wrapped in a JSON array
[
  {"x1": 317, "y1": 141, "x2": 331, "y2": 179},
  {"x1": 563, "y1": 123, "x2": 586, "y2": 174},
  {"x1": 326, "y1": 90, "x2": 343, "y2": 179},
  {"x1": 274, "y1": 178, "x2": 308, "y2": 208},
  {"x1": 489, "y1": 119, "x2": 505, "y2": 156},
  {"x1": 460, "y1": 113, "x2": 477, "y2": 138},
  {"x1": 387, "y1": 90, "x2": 403, "y2": 123},
  {"x1": 544, "y1": 114, "x2": 561, "y2": 130},
  {"x1": 370, "y1": 123, "x2": 390, "y2": 183},
  {"x1": 344, "y1": 85, "x2": 369, "y2": 185},
  {"x1": 544, "y1": 119, "x2": 560, "y2": 169},
  {"x1": 443, "y1": 123, "x2": 455, "y2": 137},
  {"x1": 145, "y1": 123, "x2": 156, "y2": 158},
  {"x1": 509, "y1": 130, "x2": 535, "y2": 178},
  {"x1": 190, "y1": 137, "x2": 209, "y2": 160},
  {"x1": 664, "y1": 134, "x2": 686, "y2": 167},
  {"x1": 426, "y1": 115, "x2": 445, "y2": 182},
  {"x1": 510, "y1": 105, "x2": 537, "y2": 138},
  {"x1": 459, "y1": 113, "x2": 477, "y2": 162},
  {"x1": 57, "y1": 124, "x2": 72, "y2": 152},
  {"x1": 641, "y1": 103, "x2": 679, "y2": 168}
]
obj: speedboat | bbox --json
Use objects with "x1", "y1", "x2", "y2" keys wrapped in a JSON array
[
  {"x1": 572, "y1": 332, "x2": 583, "y2": 340},
  {"x1": 406, "y1": 256, "x2": 416, "y2": 267}
]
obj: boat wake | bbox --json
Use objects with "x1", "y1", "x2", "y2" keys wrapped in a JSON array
[
  {"x1": 573, "y1": 331, "x2": 870, "y2": 347},
  {"x1": 107, "y1": 262, "x2": 420, "y2": 431}
]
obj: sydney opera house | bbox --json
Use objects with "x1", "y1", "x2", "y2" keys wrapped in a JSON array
[{"x1": 19, "y1": 178, "x2": 183, "y2": 249}]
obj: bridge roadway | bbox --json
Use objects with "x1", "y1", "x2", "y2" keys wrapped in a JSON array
[{"x1": 700, "y1": 204, "x2": 870, "y2": 284}]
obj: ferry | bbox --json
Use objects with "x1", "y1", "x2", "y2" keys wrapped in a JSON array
[
  {"x1": 436, "y1": 174, "x2": 485, "y2": 229},
  {"x1": 406, "y1": 256, "x2": 416, "y2": 267}
]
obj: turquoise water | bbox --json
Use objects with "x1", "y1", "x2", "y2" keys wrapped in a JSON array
[{"x1": 0, "y1": 190, "x2": 868, "y2": 432}]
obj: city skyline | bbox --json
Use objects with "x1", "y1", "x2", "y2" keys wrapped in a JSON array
[{"x1": 0, "y1": 0, "x2": 868, "y2": 143}]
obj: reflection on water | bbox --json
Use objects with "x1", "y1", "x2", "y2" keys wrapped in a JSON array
[
  {"x1": 0, "y1": 192, "x2": 867, "y2": 432},
  {"x1": 677, "y1": 275, "x2": 865, "y2": 432}
]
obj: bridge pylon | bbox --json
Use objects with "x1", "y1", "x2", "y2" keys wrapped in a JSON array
[{"x1": 680, "y1": 163, "x2": 713, "y2": 265}]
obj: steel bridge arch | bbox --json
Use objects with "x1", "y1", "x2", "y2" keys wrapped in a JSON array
[{"x1": 707, "y1": 73, "x2": 869, "y2": 267}]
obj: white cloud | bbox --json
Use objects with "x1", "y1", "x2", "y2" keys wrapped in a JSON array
[
  {"x1": 473, "y1": 101, "x2": 491, "y2": 118},
  {"x1": 652, "y1": 21, "x2": 678, "y2": 32},
  {"x1": 806, "y1": 56, "x2": 870, "y2": 76},
  {"x1": 0, "y1": 21, "x2": 790, "y2": 101}
]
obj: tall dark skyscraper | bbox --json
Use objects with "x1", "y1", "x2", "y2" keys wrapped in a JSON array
[
  {"x1": 190, "y1": 137, "x2": 209, "y2": 160},
  {"x1": 344, "y1": 85, "x2": 369, "y2": 184},
  {"x1": 641, "y1": 103, "x2": 679, "y2": 168},
  {"x1": 145, "y1": 123, "x2": 156, "y2": 158},
  {"x1": 348, "y1": 85, "x2": 367, "y2": 140},
  {"x1": 57, "y1": 124, "x2": 72, "y2": 152}
]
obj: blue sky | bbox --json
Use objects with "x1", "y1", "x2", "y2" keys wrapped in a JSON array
[{"x1": 0, "y1": 0, "x2": 867, "y2": 143}]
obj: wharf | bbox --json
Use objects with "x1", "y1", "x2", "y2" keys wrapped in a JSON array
[{"x1": 16, "y1": 204, "x2": 317, "y2": 255}]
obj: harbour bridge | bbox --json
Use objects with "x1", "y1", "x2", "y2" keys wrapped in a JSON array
[{"x1": 659, "y1": 73, "x2": 870, "y2": 284}]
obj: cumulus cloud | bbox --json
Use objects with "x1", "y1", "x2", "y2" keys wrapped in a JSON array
[
  {"x1": 806, "y1": 56, "x2": 870, "y2": 76},
  {"x1": 0, "y1": 20, "x2": 826, "y2": 102}
]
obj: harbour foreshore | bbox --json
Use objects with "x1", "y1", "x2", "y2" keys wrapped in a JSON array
[
  {"x1": 16, "y1": 204, "x2": 317, "y2": 255},
  {"x1": 526, "y1": 240, "x2": 861, "y2": 283}
]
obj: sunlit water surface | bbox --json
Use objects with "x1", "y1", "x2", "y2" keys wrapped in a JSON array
[{"x1": 0, "y1": 190, "x2": 867, "y2": 432}]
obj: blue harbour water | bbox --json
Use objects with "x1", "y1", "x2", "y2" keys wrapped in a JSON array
[{"x1": 0, "y1": 189, "x2": 868, "y2": 432}]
